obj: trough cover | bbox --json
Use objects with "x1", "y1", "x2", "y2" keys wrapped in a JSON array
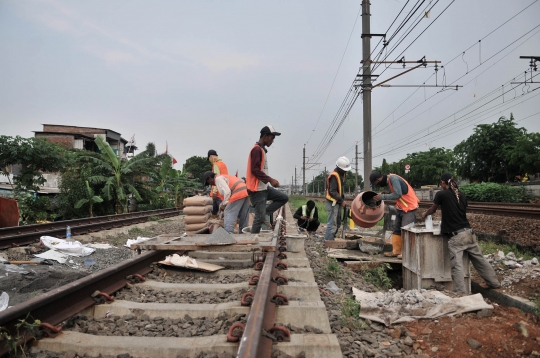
[{"x1": 204, "y1": 227, "x2": 237, "y2": 245}]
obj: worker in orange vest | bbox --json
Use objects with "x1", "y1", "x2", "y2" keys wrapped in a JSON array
[
  {"x1": 245, "y1": 126, "x2": 289, "y2": 234},
  {"x1": 324, "y1": 157, "x2": 351, "y2": 241},
  {"x1": 203, "y1": 171, "x2": 249, "y2": 234},
  {"x1": 207, "y1": 149, "x2": 229, "y2": 216},
  {"x1": 370, "y1": 171, "x2": 420, "y2": 258}
]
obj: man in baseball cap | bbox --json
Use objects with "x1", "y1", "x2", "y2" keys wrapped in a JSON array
[{"x1": 245, "y1": 125, "x2": 288, "y2": 233}]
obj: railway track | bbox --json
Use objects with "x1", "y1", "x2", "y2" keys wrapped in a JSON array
[
  {"x1": 0, "y1": 205, "x2": 342, "y2": 358},
  {"x1": 305, "y1": 195, "x2": 540, "y2": 220},
  {"x1": 0, "y1": 208, "x2": 182, "y2": 249}
]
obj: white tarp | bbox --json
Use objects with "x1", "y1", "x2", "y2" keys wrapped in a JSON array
[
  {"x1": 353, "y1": 287, "x2": 493, "y2": 326},
  {"x1": 125, "y1": 236, "x2": 153, "y2": 248},
  {"x1": 39, "y1": 236, "x2": 95, "y2": 257}
]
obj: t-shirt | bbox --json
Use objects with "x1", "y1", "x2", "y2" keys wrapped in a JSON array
[{"x1": 433, "y1": 189, "x2": 471, "y2": 234}]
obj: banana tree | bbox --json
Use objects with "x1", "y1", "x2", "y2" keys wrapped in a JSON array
[
  {"x1": 74, "y1": 181, "x2": 104, "y2": 217},
  {"x1": 83, "y1": 136, "x2": 152, "y2": 214}
]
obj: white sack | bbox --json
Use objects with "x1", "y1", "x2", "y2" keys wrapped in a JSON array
[
  {"x1": 40, "y1": 236, "x2": 95, "y2": 257},
  {"x1": 125, "y1": 236, "x2": 153, "y2": 248}
]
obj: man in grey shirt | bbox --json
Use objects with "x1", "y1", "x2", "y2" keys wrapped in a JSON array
[{"x1": 370, "y1": 171, "x2": 420, "y2": 257}]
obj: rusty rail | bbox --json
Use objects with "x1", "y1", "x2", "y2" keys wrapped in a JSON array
[
  {"x1": 0, "y1": 249, "x2": 176, "y2": 357},
  {"x1": 0, "y1": 208, "x2": 181, "y2": 249},
  {"x1": 237, "y1": 206, "x2": 285, "y2": 358},
  {"x1": 305, "y1": 195, "x2": 540, "y2": 219}
]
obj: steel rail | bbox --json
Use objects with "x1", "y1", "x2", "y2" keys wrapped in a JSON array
[
  {"x1": 0, "y1": 249, "x2": 176, "y2": 357},
  {"x1": 0, "y1": 208, "x2": 181, "y2": 249},
  {"x1": 305, "y1": 195, "x2": 540, "y2": 219},
  {"x1": 237, "y1": 206, "x2": 284, "y2": 358}
]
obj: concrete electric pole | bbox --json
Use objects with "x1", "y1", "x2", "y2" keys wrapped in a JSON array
[{"x1": 361, "y1": 0, "x2": 372, "y2": 190}]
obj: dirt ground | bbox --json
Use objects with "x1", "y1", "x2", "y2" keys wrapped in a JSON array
[{"x1": 402, "y1": 305, "x2": 540, "y2": 357}]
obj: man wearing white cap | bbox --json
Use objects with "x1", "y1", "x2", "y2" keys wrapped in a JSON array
[
  {"x1": 324, "y1": 157, "x2": 352, "y2": 241},
  {"x1": 245, "y1": 126, "x2": 289, "y2": 234}
]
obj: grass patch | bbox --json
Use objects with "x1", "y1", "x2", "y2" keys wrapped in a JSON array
[
  {"x1": 363, "y1": 263, "x2": 393, "y2": 289},
  {"x1": 323, "y1": 257, "x2": 341, "y2": 279},
  {"x1": 148, "y1": 215, "x2": 160, "y2": 221},
  {"x1": 339, "y1": 295, "x2": 366, "y2": 330},
  {"x1": 477, "y1": 240, "x2": 535, "y2": 261}
]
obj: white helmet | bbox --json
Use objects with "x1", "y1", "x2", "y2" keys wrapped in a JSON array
[{"x1": 336, "y1": 156, "x2": 352, "y2": 171}]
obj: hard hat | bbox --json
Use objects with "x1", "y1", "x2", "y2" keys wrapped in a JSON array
[{"x1": 336, "y1": 157, "x2": 352, "y2": 171}]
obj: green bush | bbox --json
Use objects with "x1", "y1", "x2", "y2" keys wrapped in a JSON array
[{"x1": 459, "y1": 183, "x2": 529, "y2": 203}]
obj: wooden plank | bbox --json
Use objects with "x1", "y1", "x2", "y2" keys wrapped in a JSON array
[
  {"x1": 195, "y1": 240, "x2": 259, "y2": 247},
  {"x1": 323, "y1": 240, "x2": 359, "y2": 249},
  {"x1": 132, "y1": 242, "x2": 274, "y2": 252},
  {"x1": 344, "y1": 261, "x2": 384, "y2": 271}
]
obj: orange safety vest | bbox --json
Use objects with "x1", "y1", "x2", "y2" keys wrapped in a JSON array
[
  {"x1": 219, "y1": 174, "x2": 248, "y2": 203},
  {"x1": 246, "y1": 144, "x2": 265, "y2": 192},
  {"x1": 325, "y1": 171, "x2": 343, "y2": 203},
  {"x1": 211, "y1": 160, "x2": 229, "y2": 200},
  {"x1": 387, "y1": 174, "x2": 420, "y2": 212}
]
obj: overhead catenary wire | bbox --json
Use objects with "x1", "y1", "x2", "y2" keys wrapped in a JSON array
[{"x1": 372, "y1": 1, "x2": 538, "y2": 133}]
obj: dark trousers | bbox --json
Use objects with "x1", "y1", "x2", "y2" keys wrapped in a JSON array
[
  {"x1": 212, "y1": 198, "x2": 222, "y2": 215},
  {"x1": 297, "y1": 219, "x2": 320, "y2": 232},
  {"x1": 249, "y1": 187, "x2": 289, "y2": 234}
]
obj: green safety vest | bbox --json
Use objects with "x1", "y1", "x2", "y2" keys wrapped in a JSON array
[{"x1": 302, "y1": 205, "x2": 315, "y2": 219}]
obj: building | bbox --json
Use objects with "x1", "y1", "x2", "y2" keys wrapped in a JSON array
[{"x1": 33, "y1": 124, "x2": 137, "y2": 157}]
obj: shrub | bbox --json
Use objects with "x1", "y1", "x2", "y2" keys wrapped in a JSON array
[{"x1": 459, "y1": 182, "x2": 529, "y2": 203}]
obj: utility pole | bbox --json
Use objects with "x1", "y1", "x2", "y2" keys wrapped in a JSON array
[
  {"x1": 294, "y1": 167, "x2": 297, "y2": 195},
  {"x1": 302, "y1": 145, "x2": 306, "y2": 195},
  {"x1": 355, "y1": 142, "x2": 359, "y2": 192},
  {"x1": 361, "y1": 0, "x2": 372, "y2": 189},
  {"x1": 291, "y1": 176, "x2": 293, "y2": 195}
]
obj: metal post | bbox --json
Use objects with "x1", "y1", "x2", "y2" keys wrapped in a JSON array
[
  {"x1": 302, "y1": 145, "x2": 306, "y2": 195},
  {"x1": 362, "y1": 0, "x2": 372, "y2": 190},
  {"x1": 355, "y1": 142, "x2": 359, "y2": 193},
  {"x1": 294, "y1": 167, "x2": 297, "y2": 195}
]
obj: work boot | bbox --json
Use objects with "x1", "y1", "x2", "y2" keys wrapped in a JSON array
[{"x1": 384, "y1": 234, "x2": 402, "y2": 257}]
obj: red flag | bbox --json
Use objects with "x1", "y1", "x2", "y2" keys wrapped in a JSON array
[{"x1": 165, "y1": 141, "x2": 178, "y2": 165}]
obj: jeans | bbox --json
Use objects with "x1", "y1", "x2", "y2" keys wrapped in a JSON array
[
  {"x1": 249, "y1": 186, "x2": 289, "y2": 234},
  {"x1": 212, "y1": 198, "x2": 222, "y2": 215},
  {"x1": 448, "y1": 229, "x2": 500, "y2": 293},
  {"x1": 393, "y1": 209, "x2": 417, "y2": 234},
  {"x1": 324, "y1": 201, "x2": 342, "y2": 241},
  {"x1": 223, "y1": 198, "x2": 250, "y2": 234}
]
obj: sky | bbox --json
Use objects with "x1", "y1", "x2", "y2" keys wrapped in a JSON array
[{"x1": 1, "y1": 0, "x2": 539, "y2": 187}]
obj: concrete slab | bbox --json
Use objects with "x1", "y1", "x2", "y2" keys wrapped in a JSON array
[
  {"x1": 87, "y1": 300, "x2": 331, "y2": 333},
  {"x1": 471, "y1": 281, "x2": 536, "y2": 314},
  {"x1": 136, "y1": 281, "x2": 321, "y2": 301},
  {"x1": 33, "y1": 331, "x2": 342, "y2": 358}
]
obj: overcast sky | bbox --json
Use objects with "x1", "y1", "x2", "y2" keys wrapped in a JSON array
[{"x1": 1, "y1": 0, "x2": 539, "y2": 186}]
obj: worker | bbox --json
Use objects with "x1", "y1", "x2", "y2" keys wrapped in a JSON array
[
  {"x1": 324, "y1": 157, "x2": 351, "y2": 241},
  {"x1": 245, "y1": 125, "x2": 289, "y2": 234},
  {"x1": 293, "y1": 200, "x2": 320, "y2": 234},
  {"x1": 207, "y1": 149, "x2": 229, "y2": 216},
  {"x1": 370, "y1": 171, "x2": 420, "y2": 257},
  {"x1": 202, "y1": 171, "x2": 249, "y2": 234},
  {"x1": 422, "y1": 173, "x2": 500, "y2": 293}
]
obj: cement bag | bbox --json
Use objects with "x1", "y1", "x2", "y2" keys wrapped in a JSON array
[
  {"x1": 184, "y1": 213, "x2": 211, "y2": 224},
  {"x1": 185, "y1": 222, "x2": 208, "y2": 231},
  {"x1": 183, "y1": 196, "x2": 213, "y2": 206},
  {"x1": 183, "y1": 205, "x2": 213, "y2": 215}
]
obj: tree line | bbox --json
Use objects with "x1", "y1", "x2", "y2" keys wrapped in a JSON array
[{"x1": 0, "y1": 135, "x2": 207, "y2": 224}]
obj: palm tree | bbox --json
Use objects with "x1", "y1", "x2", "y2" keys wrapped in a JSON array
[
  {"x1": 83, "y1": 136, "x2": 152, "y2": 214},
  {"x1": 74, "y1": 181, "x2": 104, "y2": 217}
]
